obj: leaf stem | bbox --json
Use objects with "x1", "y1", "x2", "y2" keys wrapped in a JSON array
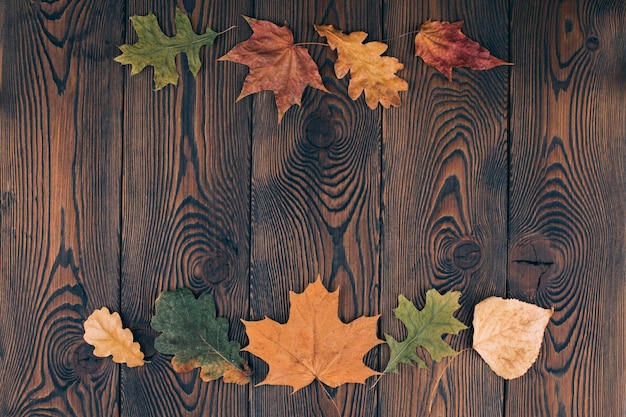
[
  {"x1": 318, "y1": 380, "x2": 342, "y2": 417},
  {"x1": 370, "y1": 373, "x2": 384, "y2": 389},
  {"x1": 381, "y1": 30, "x2": 421, "y2": 43},
  {"x1": 427, "y1": 348, "x2": 474, "y2": 414},
  {"x1": 293, "y1": 42, "x2": 330, "y2": 47},
  {"x1": 217, "y1": 25, "x2": 237, "y2": 36}
]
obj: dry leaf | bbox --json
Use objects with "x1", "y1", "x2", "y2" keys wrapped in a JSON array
[
  {"x1": 150, "y1": 288, "x2": 250, "y2": 384},
  {"x1": 473, "y1": 297, "x2": 553, "y2": 379},
  {"x1": 384, "y1": 290, "x2": 467, "y2": 373},
  {"x1": 219, "y1": 16, "x2": 328, "y2": 123},
  {"x1": 242, "y1": 278, "x2": 382, "y2": 392},
  {"x1": 83, "y1": 307, "x2": 145, "y2": 367},
  {"x1": 315, "y1": 25, "x2": 408, "y2": 109},
  {"x1": 114, "y1": 8, "x2": 219, "y2": 90},
  {"x1": 414, "y1": 20, "x2": 511, "y2": 80}
]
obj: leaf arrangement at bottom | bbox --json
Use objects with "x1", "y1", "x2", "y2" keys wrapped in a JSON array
[{"x1": 83, "y1": 279, "x2": 552, "y2": 393}]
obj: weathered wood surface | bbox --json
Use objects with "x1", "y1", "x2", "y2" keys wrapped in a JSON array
[
  {"x1": 0, "y1": 0, "x2": 624, "y2": 417},
  {"x1": 120, "y1": 1, "x2": 251, "y2": 416},
  {"x1": 249, "y1": 0, "x2": 381, "y2": 416},
  {"x1": 508, "y1": 1, "x2": 626, "y2": 416},
  {"x1": 380, "y1": 0, "x2": 509, "y2": 415},
  {"x1": 0, "y1": 0, "x2": 123, "y2": 416}
]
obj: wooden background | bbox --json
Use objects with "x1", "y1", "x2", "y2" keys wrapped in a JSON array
[{"x1": 1, "y1": 0, "x2": 624, "y2": 416}]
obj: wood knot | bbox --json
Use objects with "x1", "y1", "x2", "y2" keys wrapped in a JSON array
[
  {"x1": 509, "y1": 238, "x2": 563, "y2": 301},
  {"x1": 193, "y1": 250, "x2": 232, "y2": 284},
  {"x1": 132, "y1": 327, "x2": 159, "y2": 361},
  {"x1": 586, "y1": 36, "x2": 599, "y2": 51},
  {"x1": 71, "y1": 343, "x2": 105, "y2": 376},
  {"x1": 305, "y1": 117, "x2": 337, "y2": 148},
  {"x1": 452, "y1": 240, "x2": 481, "y2": 270}
]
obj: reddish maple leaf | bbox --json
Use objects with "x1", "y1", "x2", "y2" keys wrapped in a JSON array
[
  {"x1": 219, "y1": 17, "x2": 329, "y2": 122},
  {"x1": 414, "y1": 20, "x2": 511, "y2": 80}
]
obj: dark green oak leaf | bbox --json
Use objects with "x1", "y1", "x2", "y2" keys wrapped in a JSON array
[
  {"x1": 151, "y1": 288, "x2": 250, "y2": 384},
  {"x1": 115, "y1": 8, "x2": 219, "y2": 89},
  {"x1": 384, "y1": 289, "x2": 467, "y2": 373}
]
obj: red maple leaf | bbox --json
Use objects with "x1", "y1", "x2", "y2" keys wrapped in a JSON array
[
  {"x1": 414, "y1": 20, "x2": 511, "y2": 80},
  {"x1": 219, "y1": 16, "x2": 329, "y2": 122}
]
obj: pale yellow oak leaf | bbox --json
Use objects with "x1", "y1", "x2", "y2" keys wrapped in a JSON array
[{"x1": 83, "y1": 307, "x2": 145, "y2": 367}]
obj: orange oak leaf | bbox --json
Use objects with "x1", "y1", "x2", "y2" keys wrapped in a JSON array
[
  {"x1": 414, "y1": 20, "x2": 511, "y2": 80},
  {"x1": 315, "y1": 24, "x2": 408, "y2": 109},
  {"x1": 242, "y1": 278, "x2": 382, "y2": 392},
  {"x1": 218, "y1": 16, "x2": 328, "y2": 123}
]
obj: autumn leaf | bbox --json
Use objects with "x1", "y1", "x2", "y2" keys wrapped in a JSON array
[
  {"x1": 315, "y1": 24, "x2": 408, "y2": 109},
  {"x1": 115, "y1": 8, "x2": 220, "y2": 90},
  {"x1": 242, "y1": 278, "x2": 382, "y2": 392},
  {"x1": 414, "y1": 20, "x2": 511, "y2": 80},
  {"x1": 218, "y1": 16, "x2": 329, "y2": 123},
  {"x1": 383, "y1": 289, "x2": 467, "y2": 373},
  {"x1": 150, "y1": 288, "x2": 250, "y2": 385},
  {"x1": 473, "y1": 296, "x2": 553, "y2": 379},
  {"x1": 83, "y1": 307, "x2": 145, "y2": 367}
]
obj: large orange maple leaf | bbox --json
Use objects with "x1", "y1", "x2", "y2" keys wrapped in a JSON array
[
  {"x1": 219, "y1": 17, "x2": 328, "y2": 123},
  {"x1": 414, "y1": 20, "x2": 511, "y2": 80},
  {"x1": 242, "y1": 279, "x2": 382, "y2": 392}
]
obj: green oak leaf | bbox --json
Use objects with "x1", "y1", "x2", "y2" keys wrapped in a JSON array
[
  {"x1": 150, "y1": 288, "x2": 250, "y2": 384},
  {"x1": 115, "y1": 8, "x2": 219, "y2": 89},
  {"x1": 383, "y1": 289, "x2": 467, "y2": 373}
]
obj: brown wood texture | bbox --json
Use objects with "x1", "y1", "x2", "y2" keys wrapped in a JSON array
[
  {"x1": 380, "y1": 1, "x2": 509, "y2": 416},
  {"x1": 0, "y1": 0, "x2": 124, "y2": 416},
  {"x1": 1, "y1": 0, "x2": 624, "y2": 416},
  {"x1": 248, "y1": 1, "x2": 382, "y2": 416},
  {"x1": 508, "y1": 0, "x2": 626, "y2": 416},
  {"x1": 120, "y1": 1, "x2": 252, "y2": 416}
]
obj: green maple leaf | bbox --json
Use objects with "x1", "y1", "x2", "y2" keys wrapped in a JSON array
[
  {"x1": 150, "y1": 288, "x2": 250, "y2": 384},
  {"x1": 383, "y1": 289, "x2": 467, "y2": 373},
  {"x1": 115, "y1": 8, "x2": 219, "y2": 89}
]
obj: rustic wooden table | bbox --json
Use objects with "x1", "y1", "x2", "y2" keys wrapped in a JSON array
[{"x1": 1, "y1": 0, "x2": 624, "y2": 416}]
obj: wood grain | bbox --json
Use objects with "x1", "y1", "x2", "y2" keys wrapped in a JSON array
[
  {"x1": 248, "y1": 1, "x2": 382, "y2": 416},
  {"x1": 0, "y1": 0, "x2": 124, "y2": 415},
  {"x1": 380, "y1": 1, "x2": 509, "y2": 416},
  {"x1": 508, "y1": 0, "x2": 625, "y2": 415},
  {"x1": 120, "y1": 1, "x2": 252, "y2": 416},
  {"x1": 1, "y1": 1, "x2": 624, "y2": 416}
]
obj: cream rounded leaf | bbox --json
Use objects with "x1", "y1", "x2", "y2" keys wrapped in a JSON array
[{"x1": 472, "y1": 297, "x2": 553, "y2": 379}]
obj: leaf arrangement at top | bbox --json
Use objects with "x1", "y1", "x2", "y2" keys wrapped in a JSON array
[{"x1": 116, "y1": 10, "x2": 511, "y2": 122}]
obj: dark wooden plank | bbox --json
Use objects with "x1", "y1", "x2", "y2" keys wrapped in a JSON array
[
  {"x1": 0, "y1": 0, "x2": 124, "y2": 415},
  {"x1": 508, "y1": 1, "x2": 625, "y2": 415},
  {"x1": 119, "y1": 0, "x2": 252, "y2": 416},
  {"x1": 380, "y1": 1, "x2": 509, "y2": 416},
  {"x1": 248, "y1": 1, "x2": 382, "y2": 416}
]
